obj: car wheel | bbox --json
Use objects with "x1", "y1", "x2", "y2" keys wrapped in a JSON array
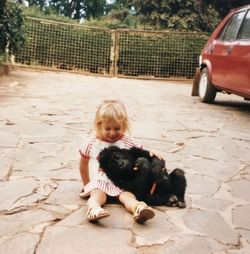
[{"x1": 198, "y1": 68, "x2": 217, "y2": 103}]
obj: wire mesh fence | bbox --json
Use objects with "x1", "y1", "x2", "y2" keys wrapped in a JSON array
[{"x1": 14, "y1": 17, "x2": 209, "y2": 79}]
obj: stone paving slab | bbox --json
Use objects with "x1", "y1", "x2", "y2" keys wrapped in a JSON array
[{"x1": 0, "y1": 69, "x2": 250, "y2": 253}]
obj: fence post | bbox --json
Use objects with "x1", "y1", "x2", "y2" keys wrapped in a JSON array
[{"x1": 110, "y1": 30, "x2": 119, "y2": 76}]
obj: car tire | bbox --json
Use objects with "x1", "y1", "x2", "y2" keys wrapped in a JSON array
[{"x1": 198, "y1": 68, "x2": 217, "y2": 103}]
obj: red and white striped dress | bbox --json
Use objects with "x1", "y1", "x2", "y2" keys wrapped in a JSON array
[{"x1": 79, "y1": 135, "x2": 142, "y2": 197}]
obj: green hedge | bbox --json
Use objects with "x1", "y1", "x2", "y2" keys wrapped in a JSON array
[
  {"x1": 15, "y1": 18, "x2": 112, "y2": 73},
  {"x1": 117, "y1": 31, "x2": 208, "y2": 78},
  {"x1": 15, "y1": 18, "x2": 209, "y2": 79}
]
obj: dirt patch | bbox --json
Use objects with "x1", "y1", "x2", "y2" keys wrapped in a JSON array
[{"x1": 0, "y1": 64, "x2": 11, "y2": 77}]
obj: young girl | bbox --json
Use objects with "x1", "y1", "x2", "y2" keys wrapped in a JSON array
[{"x1": 79, "y1": 99, "x2": 155, "y2": 223}]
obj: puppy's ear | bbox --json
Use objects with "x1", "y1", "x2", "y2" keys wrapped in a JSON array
[
  {"x1": 98, "y1": 147, "x2": 109, "y2": 162},
  {"x1": 108, "y1": 146, "x2": 120, "y2": 152},
  {"x1": 98, "y1": 146, "x2": 120, "y2": 162}
]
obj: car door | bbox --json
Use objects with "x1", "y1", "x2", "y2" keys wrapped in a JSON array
[
  {"x1": 210, "y1": 10, "x2": 246, "y2": 89},
  {"x1": 224, "y1": 10, "x2": 250, "y2": 97}
]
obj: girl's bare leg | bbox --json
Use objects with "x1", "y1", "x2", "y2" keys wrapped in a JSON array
[
  {"x1": 118, "y1": 191, "x2": 155, "y2": 223},
  {"x1": 86, "y1": 189, "x2": 110, "y2": 221},
  {"x1": 88, "y1": 189, "x2": 107, "y2": 207},
  {"x1": 118, "y1": 191, "x2": 139, "y2": 213}
]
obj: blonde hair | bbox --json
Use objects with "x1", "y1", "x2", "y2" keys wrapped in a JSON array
[{"x1": 94, "y1": 99, "x2": 131, "y2": 138}]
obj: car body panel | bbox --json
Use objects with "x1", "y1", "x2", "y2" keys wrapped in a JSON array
[
  {"x1": 226, "y1": 42, "x2": 250, "y2": 96},
  {"x1": 192, "y1": 4, "x2": 250, "y2": 101}
]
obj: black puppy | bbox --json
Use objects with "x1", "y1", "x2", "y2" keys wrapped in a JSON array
[{"x1": 98, "y1": 146, "x2": 186, "y2": 208}]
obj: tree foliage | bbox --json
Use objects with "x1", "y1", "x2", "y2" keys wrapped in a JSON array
[
  {"x1": 206, "y1": 0, "x2": 250, "y2": 18},
  {"x1": 9, "y1": 0, "x2": 250, "y2": 32},
  {"x1": 24, "y1": 0, "x2": 109, "y2": 20},
  {"x1": 126, "y1": 0, "x2": 220, "y2": 32},
  {"x1": 115, "y1": 0, "x2": 249, "y2": 32},
  {"x1": 0, "y1": 0, "x2": 26, "y2": 59}
]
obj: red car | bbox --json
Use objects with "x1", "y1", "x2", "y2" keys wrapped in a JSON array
[{"x1": 192, "y1": 4, "x2": 250, "y2": 103}]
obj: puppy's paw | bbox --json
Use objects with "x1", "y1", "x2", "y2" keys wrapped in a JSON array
[
  {"x1": 166, "y1": 195, "x2": 178, "y2": 207},
  {"x1": 134, "y1": 157, "x2": 150, "y2": 171},
  {"x1": 177, "y1": 201, "x2": 186, "y2": 209}
]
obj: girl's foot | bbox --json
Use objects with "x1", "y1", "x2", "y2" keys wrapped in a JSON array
[
  {"x1": 133, "y1": 202, "x2": 155, "y2": 223},
  {"x1": 86, "y1": 205, "x2": 110, "y2": 222}
]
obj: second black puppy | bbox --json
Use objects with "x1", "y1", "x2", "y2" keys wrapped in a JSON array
[{"x1": 98, "y1": 146, "x2": 186, "y2": 208}]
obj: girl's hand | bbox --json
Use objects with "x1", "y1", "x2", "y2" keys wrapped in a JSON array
[{"x1": 149, "y1": 149, "x2": 165, "y2": 160}]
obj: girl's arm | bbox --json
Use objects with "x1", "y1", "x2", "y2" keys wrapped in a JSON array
[{"x1": 79, "y1": 156, "x2": 90, "y2": 186}]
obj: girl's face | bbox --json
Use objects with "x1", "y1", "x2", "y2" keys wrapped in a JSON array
[{"x1": 100, "y1": 120, "x2": 124, "y2": 143}]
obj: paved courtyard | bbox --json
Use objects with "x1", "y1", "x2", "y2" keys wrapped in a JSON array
[{"x1": 0, "y1": 69, "x2": 250, "y2": 254}]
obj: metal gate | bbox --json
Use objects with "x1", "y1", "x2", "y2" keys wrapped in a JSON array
[{"x1": 14, "y1": 17, "x2": 209, "y2": 79}]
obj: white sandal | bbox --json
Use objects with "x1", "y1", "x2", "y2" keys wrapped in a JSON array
[
  {"x1": 86, "y1": 205, "x2": 110, "y2": 222},
  {"x1": 133, "y1": 202, "x2": 155, "y2": 223}
]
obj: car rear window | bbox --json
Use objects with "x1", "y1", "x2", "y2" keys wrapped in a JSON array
[
  {"x1": 238, "y1": 10, "x2": 250, "y2": 39},
  {"x1": 220, "y1": 11, "x2": 245, "y2": 41}
]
